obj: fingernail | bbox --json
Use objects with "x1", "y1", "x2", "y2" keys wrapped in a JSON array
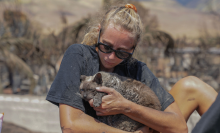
[{"x1": 96, "y1": 87, "x2": 100, "y2": 90}]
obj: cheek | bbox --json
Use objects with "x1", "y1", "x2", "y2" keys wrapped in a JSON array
[
  {"x1": 98, "y1": 51, "x2": 107, "y2": 63},
  {"x1": 99, "y1": 51, "x2": 122, "y2": 62},
  {"x1": 98, "y1": 51, "x2": 109, "y2": 60},
  {"x1": 98, "y1": 51, "x2": 124, "y2": 69},
  {"x1": 112, "y1": 57, "x2": 123, "y2": 66},
  {"x1": 98, "y1": 51, "x2": 104, "y2": 59},
  {"x1": 119, "y1": 60, "x2": 124, "y2": 64}
]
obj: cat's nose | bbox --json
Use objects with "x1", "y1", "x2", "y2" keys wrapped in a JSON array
[{"x1": 83, "y1": 94, "x2": 87, "y2": 98}]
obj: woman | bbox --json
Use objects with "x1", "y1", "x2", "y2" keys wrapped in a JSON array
[{"x1": 46, "y1": 4, "x2": 217, "y2": 133}]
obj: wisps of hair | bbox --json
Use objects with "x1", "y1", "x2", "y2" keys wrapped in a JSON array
[{"x1": 81, "y1": 4, "x2": 143, "y2": 46}]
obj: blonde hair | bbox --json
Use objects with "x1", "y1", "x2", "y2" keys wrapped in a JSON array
[{"x1": 81, "y1": 5, "x2": 143, "y2": 46}]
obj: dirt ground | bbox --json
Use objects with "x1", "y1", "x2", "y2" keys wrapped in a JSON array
[{"x1": 2, "y1": 122, "x2": 41, "y2": 133}]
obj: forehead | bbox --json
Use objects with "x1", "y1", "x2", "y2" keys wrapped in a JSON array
[{"x1": 101, "y1": 24, "x2": 135, "y2": 48}]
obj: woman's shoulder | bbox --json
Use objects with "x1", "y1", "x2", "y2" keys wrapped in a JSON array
[
  {"x1": 123, "y1": 58, "x2": 154, "y2": 81},
  {"x1": 128, "y1": 58, "x2": 149, "y2": 71},
  {"x1": 132, "y1": 59, "x2": 156, "y2": 80},
  {"x1": 134, "y1": 60, "x2": 152, "y2": 73},
  {"x1": 65, "y1": 44, "x2": 97, "y2": 56}
]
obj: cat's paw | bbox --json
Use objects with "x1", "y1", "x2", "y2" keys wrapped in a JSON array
[{"x1": 93, "y1": 101, "x2": 102, "y2": 107}]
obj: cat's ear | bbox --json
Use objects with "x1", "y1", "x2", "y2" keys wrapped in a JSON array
[
  {"x1": 93, "y1": 73, "x2": 102, "y2": 84},
  {"x1": 80, "y1": 75, "x2": 86, "y2": 82}
]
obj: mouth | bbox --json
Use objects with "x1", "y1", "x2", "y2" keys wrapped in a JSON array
[{"x1": 105, "y1": 60, "x2": 114, "y2": 65}]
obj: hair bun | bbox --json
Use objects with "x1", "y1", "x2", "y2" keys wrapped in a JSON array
[{"x1": 125, "y1": 4, "x2": 137, "y2": 13}]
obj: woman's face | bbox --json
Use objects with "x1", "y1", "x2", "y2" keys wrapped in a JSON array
[{"x1": 98, "y1": 25, "x2": 135, "y2": 72}]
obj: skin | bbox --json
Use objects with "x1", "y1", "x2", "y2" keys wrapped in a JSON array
[
  {"x1": 91, "y1": 25, "x2": 187, "y2": 133},
  {"x1": 60, "y1": 25, "x2": 152, "y2": 133},
  {"x1": 59, "y1": 24, "x2": 217, "y2": 133},
  {"x1": 169, "y1": 76, "x2": 218, "y2": 121},
  {"x1": 59, "y1": 104, "x2": 133, "y2": 133},
  {"x1": 98, "y1": 24, "x2": 134, "y2": 72}
]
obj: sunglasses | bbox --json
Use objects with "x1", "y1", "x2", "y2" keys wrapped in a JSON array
[{"x1": 96, "y1": 29, "x2": 135, "y2": 60}]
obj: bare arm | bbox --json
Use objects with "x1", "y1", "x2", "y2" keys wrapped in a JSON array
[
  {"x1": 122, "y1": 100, "x2": 187, "y2": 133},
  {"x1": 59, "y1": 103, "x2": 147, "y2": 133},
  {"x1": 91, "y1": 87, "x2": 188, "y2": 133}
]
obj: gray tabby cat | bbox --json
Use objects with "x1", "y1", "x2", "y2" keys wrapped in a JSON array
[{"x1": 79, "y1": 71, "x2": 161, "y2": 132}]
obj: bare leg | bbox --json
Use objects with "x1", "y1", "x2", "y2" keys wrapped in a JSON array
[{"x1": 169, "y1": 76, "x2": 218, "y2": 121}]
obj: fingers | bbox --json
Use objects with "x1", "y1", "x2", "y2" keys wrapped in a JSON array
[
  {"x1": 96, "y1": 110, "x2": 108, "y2": 116},
  {"x1": 96, "y1": 86, "x2": 114, "y2": 94},
  {"x1": 89, "y1": 99, "x2": 103, "y2": 110},
  {"x1": 89, "y1": 99, "x2": 94, "y2": 107},
  {"x1": 136, "y1": 126, "x2": 152, "y2": 133},
  {"x1": 96, "y1": 111, "x2": 103, "y2": 116},
  {"x1": 91, "y1": 105, "x2": 108, "y2": 116}
]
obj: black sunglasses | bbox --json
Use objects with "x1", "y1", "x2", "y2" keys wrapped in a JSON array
[{"x1": 96, "y1": 29, "x2": 135, "y2": 59}]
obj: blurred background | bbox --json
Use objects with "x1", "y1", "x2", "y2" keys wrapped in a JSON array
[{"x1": 0, "y1": 0, "x2": 219, "y2": 132}]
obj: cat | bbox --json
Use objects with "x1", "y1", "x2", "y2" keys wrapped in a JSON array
[{"x1": 79, "y1": 71, "x2": 161, "y2": 132}]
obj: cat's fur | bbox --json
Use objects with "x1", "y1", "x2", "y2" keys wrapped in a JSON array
[{"x1": 79, "y1": 71, "x2": 161, "y2": 132}]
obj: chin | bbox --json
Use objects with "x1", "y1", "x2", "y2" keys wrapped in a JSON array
[
  {"x1": 101, "y1": 61, "x2": 116, "y2": 71},
  {"x1": 103, "y1": 63, "x2": 115, "y2": 69}
]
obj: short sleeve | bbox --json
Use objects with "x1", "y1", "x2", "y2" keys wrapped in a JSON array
[
  {"x1": 46, "y1": 45, "x2": 86, "y2": 112},
  {"x1": 141, "y1": 64, "x2": 174, "y2": 111}
]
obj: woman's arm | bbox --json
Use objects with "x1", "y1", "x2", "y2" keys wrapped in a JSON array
[
  {"x1": 59, "y1": 103, "x2": 148, "y2": 133},
  {"x1": 90, "y1": 87, "x2": 188, "y2": 133},
  {"x1": 123, "y1": 100, "x2": 187, "y2": 133}
]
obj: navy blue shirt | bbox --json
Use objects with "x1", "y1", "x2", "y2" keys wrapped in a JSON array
[{"x1": 46, "y1": 44, "x2": 174, "y2": 118}]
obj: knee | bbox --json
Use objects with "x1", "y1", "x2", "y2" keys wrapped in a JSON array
[
  {"x1": 181, "y1": 76, "x2": 200, "y2": 87},
  {"x1": 172, "y1": 76, "x2": 201, "y2": 94}
]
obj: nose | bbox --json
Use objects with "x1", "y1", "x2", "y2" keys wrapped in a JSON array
[
  {"x1": 108, "y1": 51, "x2": 116, "y2": 59},
  {"x1": 83, "y1": 94, "x2": 87, "y2": 98}
]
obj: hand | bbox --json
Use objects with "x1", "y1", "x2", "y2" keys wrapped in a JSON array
[
  {"x1": 134, "y1": 126, "x2": 154, "y2": 133},
  {"x1": 89, "y1": 86, "x2": 128, "y2": 116}
]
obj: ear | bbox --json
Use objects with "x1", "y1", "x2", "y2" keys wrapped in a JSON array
[
  {"x1": 80, "y1": 75, "x2": 86, "y2": 82},
  {"x1": 93, "y1": 73, "x2": 102, "y2": 84}
]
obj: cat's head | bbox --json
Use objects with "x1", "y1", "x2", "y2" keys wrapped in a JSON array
[{"x1": 79, "y1": 73, "x2": 102, "y2": 101}]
